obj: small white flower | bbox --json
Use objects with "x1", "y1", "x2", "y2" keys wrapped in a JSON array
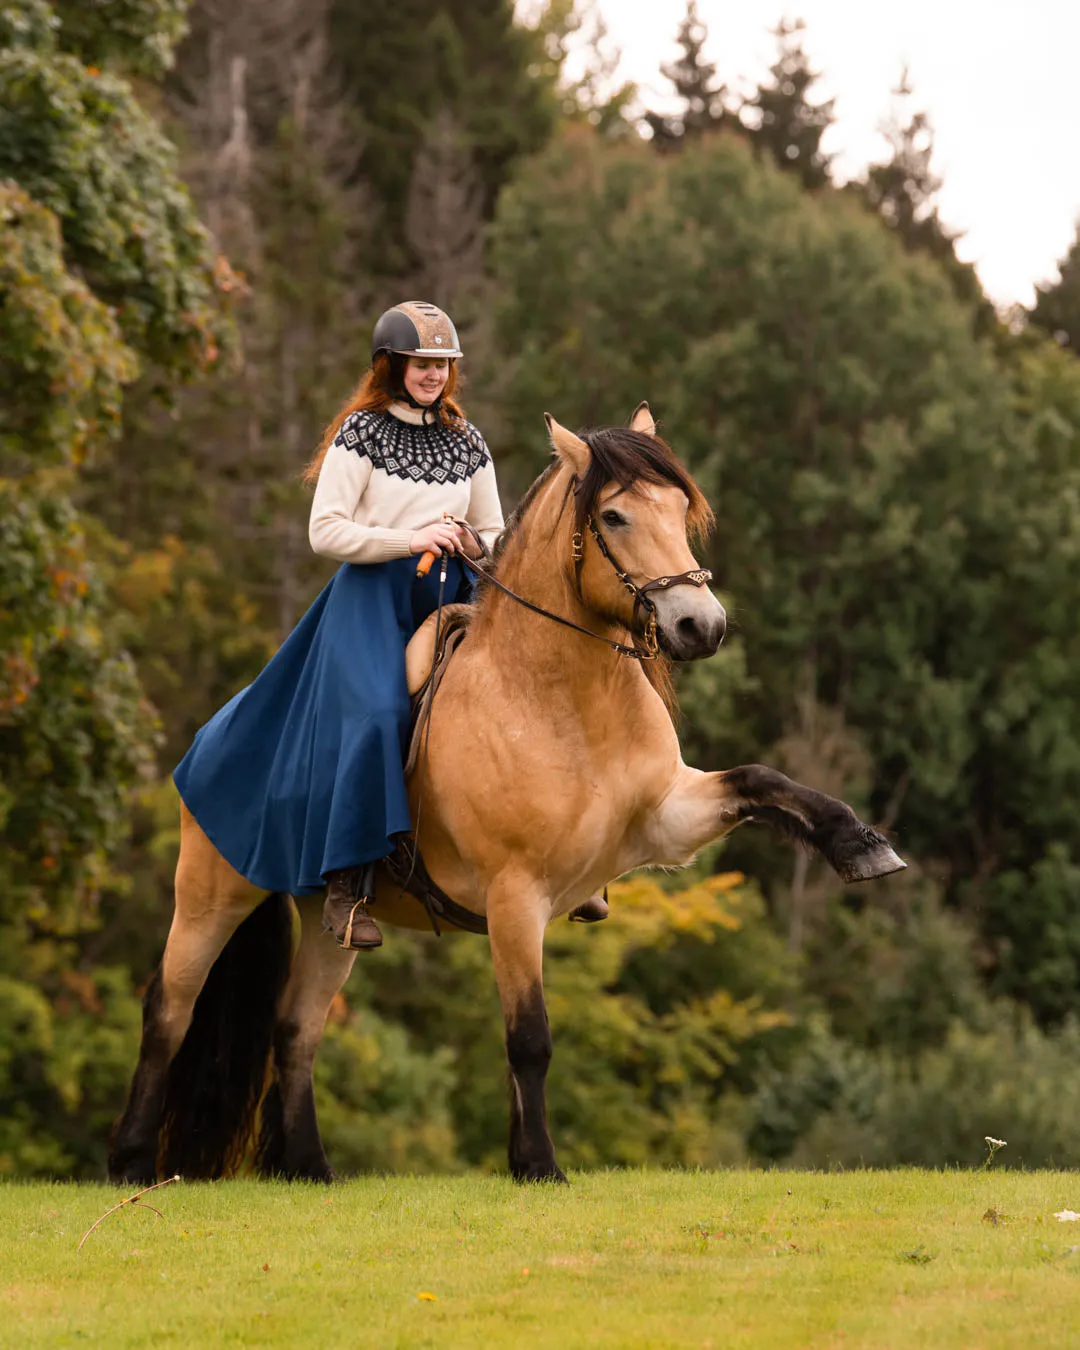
[
  {"x1": 985, "y1": 1136, "x2": 1007, "y2": 1149},
  {"x1": 1054, "y1": 1210, "x2": 1080, "y2": 1222}
]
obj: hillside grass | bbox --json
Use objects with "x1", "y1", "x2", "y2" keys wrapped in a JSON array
[{"x1": 4, "y1": 1170, "x2": 1079, "y2": 1348}]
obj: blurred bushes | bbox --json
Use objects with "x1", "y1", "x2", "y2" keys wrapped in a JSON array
[{"x1": 753, "y1": 1011, "x2": 1080, "y2": 1170}]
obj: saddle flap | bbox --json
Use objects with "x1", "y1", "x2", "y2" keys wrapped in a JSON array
[
  {"x1": 405, "y1": 605, "x2": 472, "y2": 779},
  {"x1": 405, "y1": 602, "x2": 472, "y2": 697}
]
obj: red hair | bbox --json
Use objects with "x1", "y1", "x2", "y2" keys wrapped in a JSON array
[{"x1": 303, "y1": 355, "x2": 466, "y2": 486}]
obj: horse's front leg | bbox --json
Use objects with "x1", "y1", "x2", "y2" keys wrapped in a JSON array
[
  {"x1": 257, "y1": 895, "x2": 357, "y2": 1181},
  {"x1": 487, "y1": 880, "x2": 566, "y2": 1184},
  {"x1": 651, "y1": 763, "x2": 906, "y2": 881}
]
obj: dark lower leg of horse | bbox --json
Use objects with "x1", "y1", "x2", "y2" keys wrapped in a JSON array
[
  {"x1": 256, "y1": 896, "x2": 355, "y2": 1182},
  {"x1": 506, "y1": 985, "x2": 566, "y2": 1184},
  {"x1": 108, "y1": 969, "x2": 172, "y2": 1184},
  {"x1": 257, "y1": 1021, "x2": 334, "y2": 1182},
  {"x1": 723, "y1": 764, "x2": 906, "y2": 883}
]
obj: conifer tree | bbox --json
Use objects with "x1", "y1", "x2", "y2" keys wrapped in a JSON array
[
  {"x1": 1030, "y1": 223, "x2": 1080, "y2": 351},
  {"x1": 862, "y1": 71, "x2": 990, "y2": 320},
  {"x1": 328, "y1": 0, "x2": 561, "y2": 274},
  {"x1": 742, "y1": 17, "x2": 833, "y2": 189},
  {"x1": 644, "y1": 0, "x2": 727, "y2": 150}
]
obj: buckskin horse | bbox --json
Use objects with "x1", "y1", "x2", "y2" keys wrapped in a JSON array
[{"x1": 109, "y1": 404, "x2": 904, "y2": 1185}]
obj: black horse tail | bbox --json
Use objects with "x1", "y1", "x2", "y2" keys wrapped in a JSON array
[{"x1": 158, "y1": 893, "x2": 294, "y2": 1179}]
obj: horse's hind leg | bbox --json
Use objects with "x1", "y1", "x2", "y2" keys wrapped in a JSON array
[
  {"x1": 109, "y1": 833, "x2": 261, "y2": 1184},
  {"x1": 488, "y1": 882, "x2": 566, "y2": 1184},
  {"x1": 257, "y1": 895, "x2": 356, "y2": 1181}
]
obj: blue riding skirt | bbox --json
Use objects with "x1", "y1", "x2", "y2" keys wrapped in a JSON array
[{"x1": 173, "y1": 556, "x2": 470, "y2": 895}]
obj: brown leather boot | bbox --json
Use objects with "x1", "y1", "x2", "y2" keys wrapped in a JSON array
[
  {"x1": 569, "y1": 890, "x2": 609, "y2": 923},
  {"x1": 323, "y1": 864, "x2": 382, "y2": 950}
]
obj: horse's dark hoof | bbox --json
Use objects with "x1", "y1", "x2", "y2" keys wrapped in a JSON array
[
  {"x1": 838, "y1": 841, "x2": 906, "y2": 883},
  {"x1": 512, "y1": 1162, "x2": 569, "y2": 1184},
  {"x1": 107, "y1": 1162, "x2": 158, "y2": 1186},
  {"x1": 286, "y1": 1167, "x2": 336, "y2": 1184}
]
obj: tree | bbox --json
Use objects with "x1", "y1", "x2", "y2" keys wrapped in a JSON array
[
  {"x1": 741, "y1": 17, "x2": 833, "y2": 189},
  {"x1": 487, "y1": 129, "x2": 1080, "y2": 1024},
  {"x1": 1030, "y1": 221, "x2": 1080, "y2": 351},
  {"x1": 862, "y1": 70, "x2": 989, "y2": 319},
  {"x1": 404, "y1": 108, "x2": 486, "y2": 319},
  {"x1": 644, "y1": 0, "x2": 727, "y2": 150},
  {"x1": 328, "y1": 0, "x2": 562, "y2": 276},
  {"x1": 83, "y1": 0, "x2": 371, "y2": 768},
  {"x1": 516, "y1": 0, "x2": 634, "y2": 138},
  {"x1": 0, "y1": 0, "x2": 232, "y2": 1173}
]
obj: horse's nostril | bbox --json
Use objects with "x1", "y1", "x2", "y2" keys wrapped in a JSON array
[{"x1": 676, "y1": 616, "x2": 700, "y2": 640}]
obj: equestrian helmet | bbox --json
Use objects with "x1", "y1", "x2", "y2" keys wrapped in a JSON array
[{"x1": 371, "y1": 301, "x2": 463, "y2": 361}]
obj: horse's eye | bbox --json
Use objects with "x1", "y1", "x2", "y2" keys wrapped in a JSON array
[{"x1": 600, "y1": 509, "x2": 627, "y2": 528}]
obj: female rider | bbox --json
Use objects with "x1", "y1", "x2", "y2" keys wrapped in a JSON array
[{"x1": 173, "y1": 302, "x2": 504, "y2": 950}]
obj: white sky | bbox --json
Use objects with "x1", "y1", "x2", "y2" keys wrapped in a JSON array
[{"x1": 563, "y1": 0, "x2": 1080, "y2": 308}]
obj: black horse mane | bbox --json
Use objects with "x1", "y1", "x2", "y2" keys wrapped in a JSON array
[
  {"x1": 573, "y1": 426, "x2": 714, "y2": 541},
  {"x1": 481, "y1": 424, "x2": 713, "y2": 583},
  {"x1": 471, "y1": 424, "x2": 712, "y2": 720}
]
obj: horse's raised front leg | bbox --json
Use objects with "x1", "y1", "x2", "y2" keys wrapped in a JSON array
[
  {"x1": 487, "y1": 880, "x2": 566, "y2": 1184},
  {"x1": 651, "y1": 763, "x2": 906, "y2": 881},
  {"x1": 257, "y1": 896, "x2": 357, "y2": 1181}
]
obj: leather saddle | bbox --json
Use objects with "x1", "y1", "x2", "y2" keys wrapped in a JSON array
[{"x1": 377, "y1": 604, "x2": 485, "y2": 936}]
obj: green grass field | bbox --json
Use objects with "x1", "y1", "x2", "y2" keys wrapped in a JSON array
[{"x1": 5, "y1": 1171, "x2": 1080, "y2": 1348}]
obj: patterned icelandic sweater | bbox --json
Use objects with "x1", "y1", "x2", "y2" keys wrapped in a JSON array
[{"x1": 309, "y1": 401, "x2": 504, "y2": 565}]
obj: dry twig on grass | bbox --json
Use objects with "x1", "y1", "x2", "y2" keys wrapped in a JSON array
[{"x1": 77, "y1": 1175, "x2": 181, "y2": 1252}]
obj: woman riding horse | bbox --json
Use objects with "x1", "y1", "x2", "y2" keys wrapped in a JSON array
[
  {"x1": 173, "y1": 302, "x2": 501, "y2": 951},
  {"x1": 110, "y1": 398, "x2": 904, "y2": 1186}
]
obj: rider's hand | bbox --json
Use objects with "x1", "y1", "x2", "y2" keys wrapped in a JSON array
[
  {"x1": 455, "y1": 524, "x2": 482, "y2": 560},
  {"x1": 409, "y1": 520, "x2": 459, "y2": 556}
]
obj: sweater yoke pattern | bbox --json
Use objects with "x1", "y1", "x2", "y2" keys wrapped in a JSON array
[{"x1": 335, "y1": 410, "x2": 489, "y2": 485}]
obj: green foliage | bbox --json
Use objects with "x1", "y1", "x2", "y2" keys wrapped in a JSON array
[
  {"x1": 980, "y1": 846, "x2": 1080, "y2": 1024},
  {"x1": 801, "y1": 882, "x2": 991, "y2": 1057},
  {"x1": 859, "y1": 72, "x2": 992, "y2": 323},
  {"x1": 753, "y1": 1010, "x2": 1080, "y2": 1170},
  {"x1": 0, "y1": 15, "x2": 232, "y2": 375},
  {"x1": 0, "y1": 480, "x2": 156, "y2": 940},
  {"x1": 52, "y1": 0, "x2": 189, "y2": 76},
  {"x1": 0, "y1": 0, "x2": 58, "y2": 51},
  {"x1": 315, "y1": 1009, "x2": 461, "y2": 1175},
  {"x1": 1, "y1": 0, "x2": 189, "y2": 77},
  {"x1": 0, "y1": 0, "x2": 236, "y2": 1182},
  {"x1": 328, "y1": 0, "x2": 561, "y2": 271},
  {"x1": 0, "y1": 183, "x2": 136, "y2": 471},
  {"x1": 488, "y1": 127, "x2": 1080, "y2": 1010},
  {"x1": 1030, "y1": 220, "x2": 1080, "y2": 352},
  {"x1": 741, "y1": 18, "x2": 834, "y2": 189},
  {"x1": 643, "y1": 0, "x2": 727, "y2": 149},
  {"x1": 0, "y1": 965, "x2": 141, "y2": 1176}
]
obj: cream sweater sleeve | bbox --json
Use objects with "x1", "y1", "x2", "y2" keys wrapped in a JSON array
[
  {"x1": 309, "y1": 441, "x2": 415, "y2": 564},
  {"x1": 466, "y1": 458, "x2": 505, "y2": 549}
]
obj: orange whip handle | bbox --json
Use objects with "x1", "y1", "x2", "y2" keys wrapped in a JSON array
[{"x1": 415, "y1": 514, "x2": 456, "y2": 578}]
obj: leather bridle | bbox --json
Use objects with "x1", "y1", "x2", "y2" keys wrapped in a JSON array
[{"x1": 454, "y1": 512, "x2": 713, "y2": 662}]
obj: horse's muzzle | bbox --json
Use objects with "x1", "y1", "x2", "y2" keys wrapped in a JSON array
[{"x1": 654, "y1": 591, "x2": 727, "y2": 661}]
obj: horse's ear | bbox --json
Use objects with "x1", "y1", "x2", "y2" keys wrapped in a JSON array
[
  {"x1": 544, "y1": 412, "x2": 590, "y2": 477},
  {"x1": 629, "y1": 401, "x2": 656, "y2": 436}
]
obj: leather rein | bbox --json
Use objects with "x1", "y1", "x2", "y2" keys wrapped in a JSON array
[{"x1": 453, "y1": 513, "x2": 713, "y2": 661}]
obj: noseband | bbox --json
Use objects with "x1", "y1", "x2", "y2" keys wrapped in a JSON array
[
  {"x1": 456, "y1": 511, "x2": 713, "y2": 662},
  {"x1": 572, "y1": 518, "x2": 713, "y2": 659}
]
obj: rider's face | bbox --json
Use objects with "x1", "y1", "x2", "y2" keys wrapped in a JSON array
[{"x1": 403, "y1": 357, "x2": 451, "y2": 405}]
